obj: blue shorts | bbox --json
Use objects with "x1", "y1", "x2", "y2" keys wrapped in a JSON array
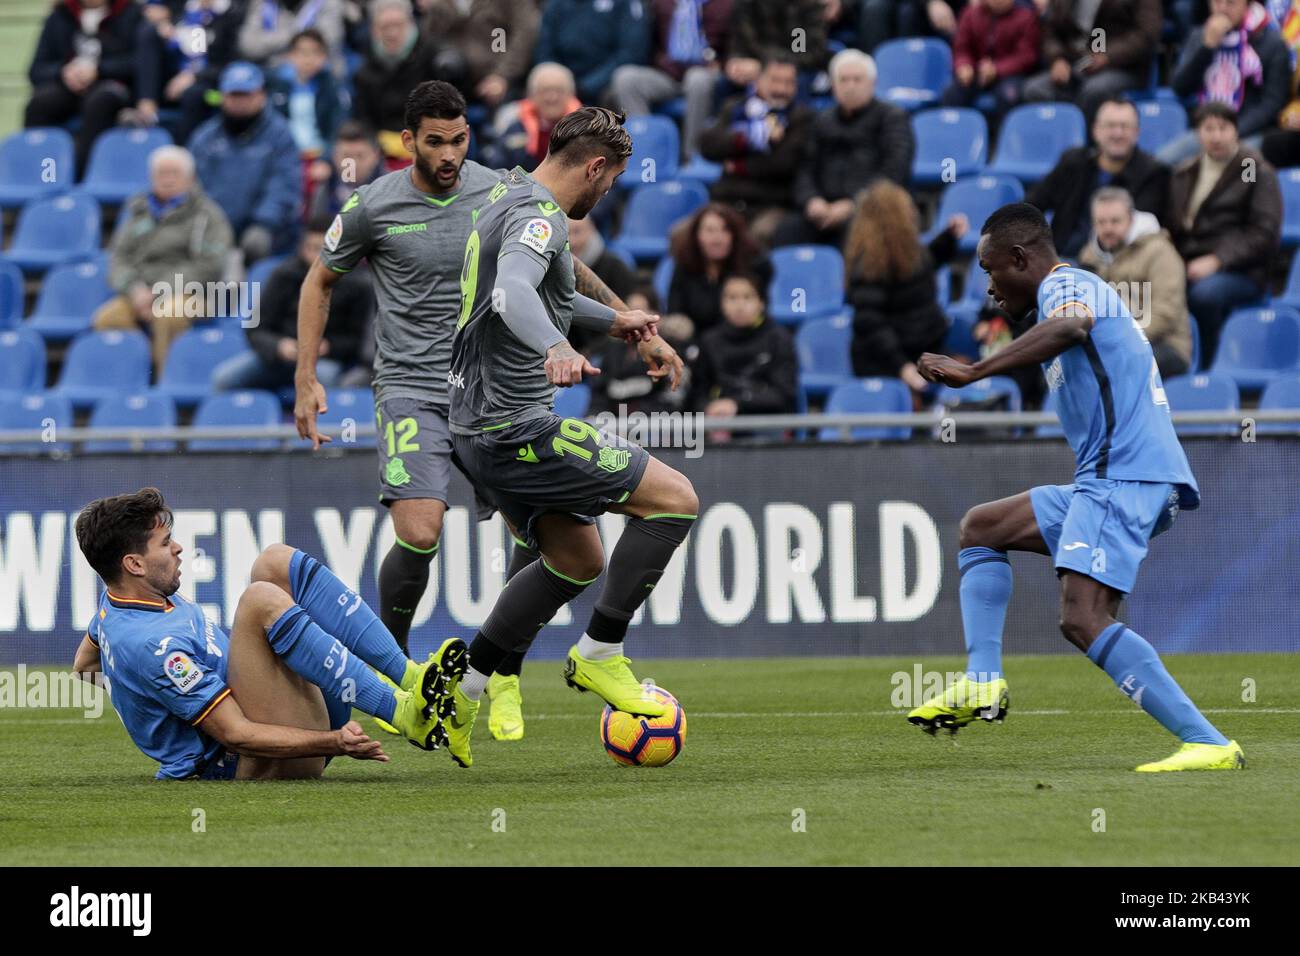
[{"x1": 1030, "y1": 478, "x2": 1181, "y2": 594}]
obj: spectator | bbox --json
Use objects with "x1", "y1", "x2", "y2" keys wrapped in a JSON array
[
  {"x1": 483, "y1": 63, "x2": 582, "y2": 172},
  {"x1": 778, "y1": 49, "x2": 914, "y2": 249},
  {"x1": 843, "y1": 180, "x2": 966, "y2": 393},
  {"x1": 419, "y1": 0, "x2": 539, "y2": 110},
  {"x1": 1159, "y1": 0, "x2": 1291, "y2": 165},
  {"x1": 238, "y1": 0, "x2": 345, "y2": 75},
  {"x1": 568, "y1": 216, "x2": 636, "y2": 352},
  {"x1": 941, "y1": 0, "x2": 1040, "y2": 117},
  {"x1": 93, "y1": 145, "x2": 233, "y2": 373},
  {"x1": 267, "y1": 28, "x2": 347, "y2": 163},
  {"x1": 728, "y1": 0, "x2": 830, "y2": 80},
  {"x1": 190, "y1": 62, "x2": 303, "y2": 262},
  {"x1": 608, "y1": 0, "x2": 734, "y2": 158},
  {"x1": 129, "y1": 0, "x2": 246, "y2": 143},
  {"x1": 1259, "y1": 0, "x2": 1300, "y2": 168},
  {"x1": 533, "y1": 0, "x2": 651, "y2": 103},
  {"x1": 25, "y1": 0, "x2": 144, "y2": 174},
  {"x1": 1024, "y1": 0, "x2": 1163, "y2": 120},
  {"x1": 1027, "y1": 97, "x2": 1170, "y2": 257},
  {"x1": 691, "y1": 272, "x2": 799, "y2": 424},
  {"x1": 666, "y1": 202, "x2": 763, "y2": 336},
  {"x1": 307, "y1": 120, "x2": 383, "y2": 219},
  {"x1": 1079, "y1": 186, "x2": 1193, "y2": 379},
  {"x1": 213, "y1": 216, "x2": 371, "y2": 391},
  {"x1": 698, "y1": 56, "x2": 814, "y2": 243},
  {"x1": 1166, "y1": 102, "x2": 1281, "y2": 364},
  {"x1": 353, "y1": 0, "x2": 442, "y2": 164},
  {"x1": 860, "y1": 1, "x2": 965, "y2": 52},
  {"x1": 590, "y1": 287, "x2": 698, "y2": 414}
]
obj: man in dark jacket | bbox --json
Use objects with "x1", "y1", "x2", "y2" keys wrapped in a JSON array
[
  {"x1": 189, "y1": 61, "x2": 303, "y2": 261},
  {"x1": 778, "y1": 48, "x2": 914, "y2": 248},
  {"x1": 1027, "y1": 97, "x2": 1169, "y2": 257},
  {"x1": 1024, "y1": 0, "x2": 1163, "y2": 120},
  {"x1": 699, "y1": 56, "x2": 814, "y2": 242},
  {"x1": 353, "y1": 0, "x2": 441, "y2": 164},
  {"x1": 420, "y1": 0, "x2": 539, "y2": 109},
  {"x1": 213, "y1": 215, "x2": 372, "y2": 391},
  {"x1": 533, "y1": 0, "x2": 650, "y2": 103},
  {"x1": 25, "y1": 0, "x2": 143, "y2": 173},
  {"x1": 691, "y1": 273, "x2": 798, "y2": 421},
  {"x1": 131, "y1": 0, "x2": 246, "y2": 143},
  {"x1": 1158, "y1": 0, "x2": 1291, "y2": 164},
  {"x1": 1167, "y1": 102, "x2": 1281, "y2": 365}
]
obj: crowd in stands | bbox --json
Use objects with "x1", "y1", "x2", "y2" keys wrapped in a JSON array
[{"x1": 6, "y1": 0, "x2": 1300, "y2": 447}]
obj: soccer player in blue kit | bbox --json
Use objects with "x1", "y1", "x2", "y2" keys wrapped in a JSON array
[
  {"x1": 70, "y1": 488, "x2": 464, "y2": 779},
  {"x1": 910, "y1": 203, "x2": 1244, "y2": 773}
]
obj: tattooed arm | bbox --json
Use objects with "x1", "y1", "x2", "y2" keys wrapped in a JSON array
[
  {"x1": 572, "y1": 255, "x2": 629, "y2": 310},
  {"x1": 572, "y1": 257, "x2": 685, "y2": 389}
]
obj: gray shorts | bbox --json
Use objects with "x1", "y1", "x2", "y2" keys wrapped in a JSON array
[
  {"x1": 375, "y1": 396, "x2": 456, "y2": 505},
  {"x1": 452, "y1": 412, "x2": 650, "y2": 549}
]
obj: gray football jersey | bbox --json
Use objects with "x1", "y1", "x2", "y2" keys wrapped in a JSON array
[
  {"x1": 448, "y1": 167, "x2": 574, "y2": 435},
  {"x1": 319, "y1": 160, "x2": 503, "y2": 408}
]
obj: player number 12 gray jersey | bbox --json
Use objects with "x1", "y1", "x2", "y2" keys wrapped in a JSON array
[{"x1": 448, "y1": 167, "x2": 574, "y2": 435}]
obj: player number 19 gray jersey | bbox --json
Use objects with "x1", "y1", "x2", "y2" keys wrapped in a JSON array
[{"x1": 448, "y1": 167, "x2": 574, "y2": 435}]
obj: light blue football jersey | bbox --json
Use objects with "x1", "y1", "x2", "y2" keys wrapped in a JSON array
[
  {"x1": 1036, "y1": 264, "x2": 1200, "y2": 509},
  {"x1": 88, "y1": 590, "x2": 231, "y2": 779}
]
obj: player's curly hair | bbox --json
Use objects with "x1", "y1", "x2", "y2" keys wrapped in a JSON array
[
  {"x1": 547, "y1": 107, "x2": 633, "y2": 166},
  {"x1": 404, "y1": 80, "x2": 466, "y2": 132},
  {"x1": 75, "y1": 488, "x2": 173, "y2": 585}
]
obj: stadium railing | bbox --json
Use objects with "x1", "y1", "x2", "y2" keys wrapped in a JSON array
[{"x1": 2, "y1": 409, "x2": 1299, "y2": 453}]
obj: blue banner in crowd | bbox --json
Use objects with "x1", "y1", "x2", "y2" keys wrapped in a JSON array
[{"x1": 1, "y1": 438, "x2": 1297, "y2": 666}]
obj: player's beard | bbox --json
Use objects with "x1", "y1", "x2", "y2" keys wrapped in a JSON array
[
  {"x1": 413, "y1": 148, "x2": 460, "y2": 192},
  {"x1": 569, "y1": 182, "x2": 607, "y2": 221}
]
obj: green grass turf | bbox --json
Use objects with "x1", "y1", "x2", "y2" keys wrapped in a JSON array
[{"x1": 2, "y1": 654, "x2": 1297, "y2": 866}]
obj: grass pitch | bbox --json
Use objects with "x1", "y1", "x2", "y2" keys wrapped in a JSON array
[{"x1": 2, "y1": 654, "x2": 1296, "y2": 866}]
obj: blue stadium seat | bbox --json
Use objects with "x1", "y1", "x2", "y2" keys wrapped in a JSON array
[
  {"x1": 1210, "y1": 306, "x2": 1300, "y2": 392},
  {"x1": 190, "y1": 390, "x2": 283, "y2": 451},
  {"x1": 931, "y1": 174, "x2": 1024, "y2": 253},
  {"x1": 875, "y1": 38, "x2": 952, "y2": 112},
  {"x1": 1162, "y1": 372, "x2": 1240, "y2": 436},
  {"x1": 652, "y1": 255, "x2": 675, "y2": 306},
  {"x1": 677, "y1": 154, "x2": 722, "y2": 185},
  {"x1": 233, "y1": 254, "x2": 289, "y2": 322},
  {"x1": 0, "y1": 392, "x2": 72, "y2": 453},
  {"x1": 987, "y1": 104, "x2": 1086, "y2": 184},
  {"x1": 81, "y1": 127, "x2": 173, "y2": 205},
  {"x1": 614, "y1": 179, "x2": 709, "y2": 262},
  {"x1": 796, "y1": 314, "x2": 853, "y2": 401},
  {"x1": 1188, "y1": 314, "x2": 1201, "y2": 372},
  {"x1": 85, "y1": 393, "x2": 179, "y2": 453},
  {"x1": 911, "y1": 108, "x2": 987, "y2": 185},
  {"x1": 943, "y1": 309, "x2": 981, "y2": 358},
  {"x1": 934, "y1": 264, "x2": 951, "y2": 305},
  {"x1": 768, "y1": 244, "x2": 845, "y2": 325},
  {"x1": 1269, "y1": 249, "x2": 1300, "y2": 310},
  {"x1": 622, "y1": 115, "x2": 680, "y2": 189},
  {"x1": 819, "y1": 377, "x2": 913, "y2": 441},
  {"x1": 935, "y1": 375, "x2": 1022, "y2": 412},
  {"x1": 1280, "y1": 168, "x2": 1300, "y2": 248},
  {"x1": 1257, "y1": 374, "x2": 1300, "y2": 434},
  {"x1": 52, "y1": 329, "x2": 152, "y2": 410},
  {"x1": 2, "y1": 192, "x2": 101, "y2": 274},
  {"x1": 25, "y1": 258, "x2": 114, "y2": 342},
  {"x1": 154, "y1": 325, "x2": 254, "y2": 407},
  {"x1": 552, "y1": 382, "x2": 591, "y2": 419},
  {"x1": 0, "y1": 128, "x2": 75, "y2": 209},
  {"x1": 0, "y1": 260, "x2": 23, "y2": 330},
  {"x1": 310, "y1": 387, "x2": 375, "y2": 443},
  {"x1": 0, "y1": 328, "x2": 46, "y2": 396},
  {"x1": 1135, "y1": 100, "x2": 1187, "y2": 155}
]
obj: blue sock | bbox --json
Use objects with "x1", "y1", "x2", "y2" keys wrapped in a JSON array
[
  {"x1": 267, "y1": 606, "x2": 397, "y2": 724},
  {"x1": 289, "y1": 549, "x2": 408, "y2": 685},
  {"x1": 958, "y1": 547, "x2": 1012, "y2": 681},
  {"x1": 1087, "y1": 623, "x2": 1229, "y2": 745}
]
